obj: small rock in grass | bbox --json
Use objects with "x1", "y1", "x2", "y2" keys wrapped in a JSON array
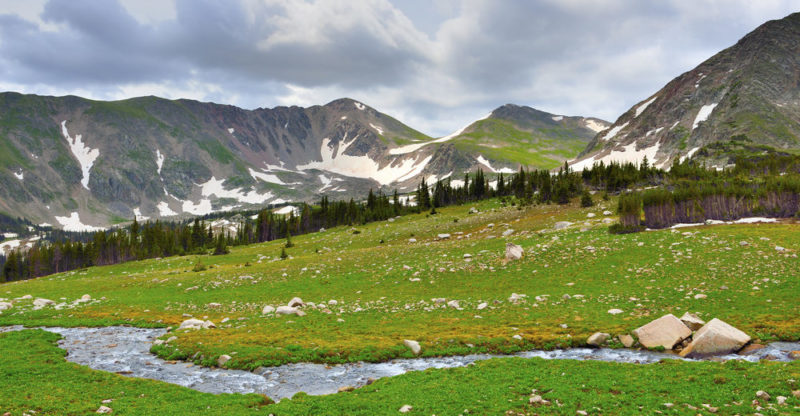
[
  {"x1": 217, "y1": 355, "x2": 231, "y2": 366},
  {"x1": 338, "y1": 386, "x2": 355, "y2": 393},
  {"x1": 447, "y1": 300, "x2": 460, "y2": 309},
  {"x1": 0, "y1": 302, "x2": 12, "y2": 311},
  {"x1": 33, "y1": 298, "x2": 55, "y2": 309},
  {"x1": 793, "y1": 390, "x2": 800, "y2": 399},
  {"x1": 776, "y1": 396, "x2": 787, "y2": 405},
  {"x1": 607, "y1": 308, "x2": 624, "y2": 315},
  {"x1": 476, "y1": 302, "x2": 488, "y2": 310},
  {"x1": 505, "y1": 243, "x2": 524, "y2": 261},
  {"x1": 399, "y1": 405, "x2": 413, "y2": 413},
  {"x1": 512, "y1": 334, "x2": 523, "y2": 340},
  {"x1": 262, "y1": 305, "x2": 275, "y2": 314},
  {"x1": 207, "y1": 302, "x2": 221, "y2": 309},
  {"x1": 288, "y1": 297, "x2": 305, "y2": 308},
  {"x1": 619, "y1": 334, "x2": 635, "y2": 348},
  {"x1": 587, "y1": 332, "x2": 610, "y2": 347},
  {"x1": 403, "y1": 339, "x2": 421, "y2": 355},
  {"x1": 577, "y1": 411, "x2": 588, "y2": 416},
  {"x1": 96, "y1": 406, "x2": 113, "y2": 414},
  {"x1": 275, "y1": 306, "x2": 305, "y2": 316},
  {"x1": 694, "y1": 293, "x2": 707, "y2": 300},
  {"x1": 756, "y1": 391, "x2": 770, "y2": 401},
  {"x1": 788, "y1": 351, "x2": 800, "y2": 360}
]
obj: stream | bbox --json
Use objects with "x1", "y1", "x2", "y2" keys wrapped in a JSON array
[{"x1": 2, "y1": 325, "x2": 798, "y2": 401}]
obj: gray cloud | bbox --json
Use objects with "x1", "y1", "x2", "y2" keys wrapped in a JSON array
[{"x1": 0, "y1": 0, "x2": 797, "y2": 136}]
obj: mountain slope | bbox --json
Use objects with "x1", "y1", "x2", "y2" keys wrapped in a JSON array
[
  {"x1": 436, "y1": 104, "x2": 608, "y2": 172},
  {"x1": 0, "y1": 94, "x2": 603, "y2": 229},
  {"x1": 573, "y1": 12, "x2": 800, "y2": 170}
]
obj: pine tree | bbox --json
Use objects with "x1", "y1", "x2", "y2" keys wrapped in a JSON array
[
  {"x1": 580, "y1": 190, "x2": 594, "y2": 207},
  {"x1": 285, "y1": 231, "x2": 294, "y2": 248},
  {"x1": 280, "y1": 247, "x2": 288, "y2": 260}
]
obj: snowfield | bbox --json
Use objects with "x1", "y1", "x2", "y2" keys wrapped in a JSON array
[
  {"x1": 571, "y1": 141, "x2": 662, "y2": 171},
  {"x1": 61, "y1": 121, "x2": 100, "y2": 190},
  {"x1": 476, "y1": 155, "x2": 515, "y2": 174},
  {"x1": 583, "y1": 119, "x2": 607, "y2": 133},
  {"x1": 692, "y1": 103, "x2": 718, "y2": 130},
  {"x1": 634, "y1": 96, "x2": 658, "y2": 118},
  {"x1": 199, "y1": 177, "x2": 274, "y2": 205},
  {"x1": 600, "y1": 121, "x2": 629, "y2": 142},
  {"x1": 157, "y1": 201, "x2": 178, "y2": 217},
  {"x1": 54, "y1": 212, "x2": 105, "y2": 232},
  {"x1": 249, "y1": 168, "x2": 286, "y2": 185}
]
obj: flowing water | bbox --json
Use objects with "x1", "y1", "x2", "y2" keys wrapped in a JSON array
[{"x1": 2, "y1": 326, "x2": 798, "y2": 401}]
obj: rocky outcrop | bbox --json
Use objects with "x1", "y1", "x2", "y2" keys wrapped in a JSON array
[
  {"x1": 632, "y1": 314, "x2": 692, "y2": 350},
  {"x1": 505, "y1": 243, "x2": 524, "y2": 261},
  {"x1": 679, "y1": 318, "x2": 751, "y2": 358}
]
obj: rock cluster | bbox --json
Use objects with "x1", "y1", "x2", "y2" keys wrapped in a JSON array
[{"x1": 587, "y1": 312, "x2": 755, "y2": 358}]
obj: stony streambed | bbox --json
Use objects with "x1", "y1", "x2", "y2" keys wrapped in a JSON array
[{"x1": 1, "y1": 326, "x2": 798, "y2": 401}]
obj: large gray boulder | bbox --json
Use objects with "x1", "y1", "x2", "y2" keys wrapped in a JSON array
[
  {"x1": 33, "y1": 298, "x2": 55, "y2": 309},
  {"x1": 276, "y1": 305, "x2": 305, "y2": 316},
  {"x1": 554, "y1": 221, "x2": 573, "y2": 230},
  {"x1": 505, "y1": 243, "x2": 524, "y2": 261},
  {"x1": 587, "y1": 332, "x2": 610, "y2": 347},
  {"x1": 403, "y1": 339, "x2": 421, "y2": 355},
  {"x1": 679, "y1": 318, "x2": 751, "y2": 358},
  {"x1": 632, "y1": 314, "x2": 692, "y2": 350},
  {"x1": 0, "y1": 301, "x2": 12, "y2": 311}
]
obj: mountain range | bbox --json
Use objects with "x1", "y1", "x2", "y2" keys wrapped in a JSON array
[{"x1": 0, "y1": 93, "x2": 603, "y2": 230}]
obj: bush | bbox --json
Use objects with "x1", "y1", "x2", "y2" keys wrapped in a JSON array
[
  {"x1": 580, "y1": 190, "x2": 594, "y2": 207},
  {"x1": 192, "y1": 259, "x2": 207, "y2": 272}
]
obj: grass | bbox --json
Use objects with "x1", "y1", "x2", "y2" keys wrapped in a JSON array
[{"x1": 0, "y1": 197, "x2": 799, "y2": 414}]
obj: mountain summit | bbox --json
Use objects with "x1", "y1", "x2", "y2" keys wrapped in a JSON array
[{"x1": 573, "y1": 12, "x2": 800, "y2": 170}]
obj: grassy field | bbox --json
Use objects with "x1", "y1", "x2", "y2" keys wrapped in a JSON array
[{"x1": 1, "y1": 197, "x2": 799, "y2": 414}]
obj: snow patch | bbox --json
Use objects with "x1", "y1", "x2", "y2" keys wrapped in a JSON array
[
  {"x1": 369, "y1": 123, "x2": 384, "y2": 135},
  {"x1": 669, "y1": 121, "x2": 681, "y2": 130},
  {"x1": 340, "y1": 116, "x2": 347, "y2": 120},
  {"x1": 634, "y1": 96, "x2": 657, "y2": 118},
  {"x1": 157, "y1": 201, "x2": 178, "y2": 217},
  {"x1": 182, "y1": 199, "x2": 213, "y2": 216},
  {"x1": 298, "y1": 138, "x2": 432, "y2": 185},
  {"x1": 275, "y1": 205, "x2": 299, "y2": 216},
  {"x1": 54, "y1": 212, "x2": 105, "y2": 232},
  {"x1": 249, "y1": 168, "x2": 286, "y2": 185},
  {"x1": 692, "y1": 103, "x2": 718, "y2": 130},
  {"x1": 679, "y1": 146, "x2": 701, "y2": 163},
  {"x1": 133, "y1": 208, "x2": 149, "y2": 222},
  {"x1": 0, "y1": 239, "x2": 21, "y2": 253},
  {"x1": 3, "y1": 233, "x2": 18, "y2": 239},
  {"x1": 155, "y1": 149, "x2": 164, "y2": 175},
  {"x1": 318, "y1": 174, "x2": 333, "y2": 192},
  {"x1": 13, "y1": 170, "x2": 23, "y2": 180},
  {"x1": 572, "y1": 141, "x2": 662, "y2": 171},
  {"x1": 354, "y1": 102, "x2": 365, "y2": 110},
  {"x1": 600, "y1": 122, "x2": 629, "y2": 142},
  {"x1": 476, "y1": 155, "x2": 515, "y2": 174},
  {"x1": 39, "y1": 223, "x2": 52, "y2": 227},
  {"x1": 551, "y1": 115, "x2": 563, "y2": 122},
  {"x1": 199, "y1": 177, "x2": 274, "y2": 205},
  {"x1": 583, "y1": 119, "x2": 607, "y2": 133},
  {"x1": 61, "y1": 121, "x2": 100, "y2": 190},
  {"x1": 227, "y1": 128, "x2": 235, "y2": 134}
]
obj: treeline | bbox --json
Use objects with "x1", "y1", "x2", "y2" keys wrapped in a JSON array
[{"x1": 614, "y1": 175, "x2": 800, "y2": 230}]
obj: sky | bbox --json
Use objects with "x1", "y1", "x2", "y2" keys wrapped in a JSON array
[{"x1": 0, "y1": 0, "x2": 797, "y2": 137}]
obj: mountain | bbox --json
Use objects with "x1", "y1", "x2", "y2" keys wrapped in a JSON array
[
  {"x1": 0, "y1": 93, "x2": 600, "y2": 230},
  {"x1": 438, "y1": 104, "x2": 608, "y2": 172},
  {"x1": 572, "y1": 12, "x2": 800, "y2": 170}
]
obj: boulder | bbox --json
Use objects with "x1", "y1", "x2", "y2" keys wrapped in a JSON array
[
  {"x1": 632, "y1": 314, "x2": 692, "y2": 350},
  {"x1": 554, "y1": 221, "x2": 573, "y2": 230},
  {"x1": 0, "y1": 302, "x2": 12, "y2": 311},
  {"x1": 586, "y1": 213, "x2": 596, "y2": 218},
  {"x1": 619, "y1": 334, "x2": 635, "y2": 348},
  {"x1": 288, "y1": 297, "x2": 305, "y2": 308},
  {"x1": 276, "y1": 306, "x2": 305, "y2": 316},
  {"x1": 788, "y1": 351, "x2": 800, "y2": 360},
  {"x1": 476, "y1": 302, "x2": 488, "y2": 310},
  {"x1": 217, "y1": 354, "x2": 231, "y2": 366},
  {"x1": 508, "y1": 293, "x2": 527, "y2": 303},
  {"x1": 505, "y1": 243, "x2": 524, "y2": 261},
  {"x1": 96, "y1": 406, "x2": 113, "y2": 414},
  {"x1": 502, "y1": 229, "x2": 514, "y2": 237},
  {"x1": 408, "y1": 238, "x2": 417, "y2": 243},
  {"x1": 587, "y1": 332, "x2": 610, "y2": 347},
  {"x1": 403, "y1": 339, "x2": 421, "y2": 355},
  {"x1": 437, "y1": 233, "x2": 451, "y2": 240},
  {"x1": 207, "y1": 302, "x2": 222, "y2": 309},
  {"x1": 469, "y1": 207, "x2": 479, "y2": 214},
  {"x1": 262, "y1": 305, "x2": 275, "y2": 314},
  {"x1": 679, "y1": 318, "x2": 751, "y2": 358},
  {"x1": 603, "y1": 210, "x2": 613, "y2": 216},
  {"x1": 179, "y1": 318, "x2": 205, "y2": 330},
  {"x1": 680, "y1": 312, "x2": 705, "y2": 331},
  {"x1": 33, "y1": 298, "x2": 55, "y2": 309},
  {"x1": 399, "y1": 405, "x2": 413, "y2": 413},
  {"x1": 607, "y1": 308, "x2": 624, "y2": 315},
  {"x1": 446, "y1": 300, "x2": 460, "y2": 309}
]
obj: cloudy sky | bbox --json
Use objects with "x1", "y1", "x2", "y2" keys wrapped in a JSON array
[{"x1": 0, "y1": 0, "x2": 796, "y2": 136}]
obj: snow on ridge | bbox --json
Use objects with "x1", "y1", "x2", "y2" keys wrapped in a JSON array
[
  {"x1": 199, "y1": 177, "x2": 274, "y2": 205},
  {"x1": 133, "y1": 208, "x2": 149, "y2": 222},
  {"x1": 389, "y1": 113, "x2": 491, "y2": 155},
  {"x1": 634, "y1": 96, "x2": 658, "y2": 118},
  {"x1": 228, "y1": 127, "x2": 235, "y2": 134},
  {"x1": 583, "y1": 119, "x2": 607, "y2": 133},
  {"x1": 369, "y1": 123, "x2": 384, "y2": 135},
  {"x1": 679, "y1": 146, "x2": 701, "y2": 163},
  {"x1": 54, "y1": 212, "x2": 105, "y2": 232},
  {"x1": 354, "y1": 102, "x2": 366, "y2": 110},
  {"x1": 249, "y1": 168, "x2": 286, "y2": 185},
  {"x1": 156, "y1": 149, "x2": 164, "y2": 175},
  {"x1": 571, "y1": 141, "x2": 662, "y2": 172},
  {"x1": 476, "y1": 155, "x2": 516, "y2": 174},
  {"x1": 600, "y1": 121, "x2": 629, "y2": 142},
  {"x1": 13, "y1": 170, "x2": 23, "y2": 180},
  {"x1": 61, "y1": 121, "x2": 100, "y2": 190},
  {"x1": 298, "y1": 138, "x2": 432, "y2": 185},
  {"x1": 157, "y1": 201, "x2": 178, "y2": 217},
  {"x1": 318, "y1": 174, "x2": 333, "y2": 192},
  {"x1": 551, "y1": 115, "x2": 564, "y2": 122},
  {"x1": 692, "y1": 103, "x2": 718, "y2": 130}
]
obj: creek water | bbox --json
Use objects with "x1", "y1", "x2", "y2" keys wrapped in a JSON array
[{"x1": 2, "y1": 325, "x2": 798, "y2": 401}]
